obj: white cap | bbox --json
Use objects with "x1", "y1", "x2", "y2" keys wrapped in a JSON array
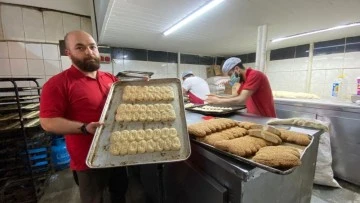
[
  {"x1": 182, "y1": 71, "x2": 193, "y2": 78},
  {"x1": 222, "y1": 57, "x2": 241, "y2": 73}
]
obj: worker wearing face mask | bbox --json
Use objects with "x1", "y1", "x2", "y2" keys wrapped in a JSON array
[{"x1": 206, "y1": 57, "x2": 276, "y2": 117}]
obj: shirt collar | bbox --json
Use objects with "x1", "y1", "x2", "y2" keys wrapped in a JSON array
[{"x1": 69, "y1": 65, "x2": 104, "y2": 80}]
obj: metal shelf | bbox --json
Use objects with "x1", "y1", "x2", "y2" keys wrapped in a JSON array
[{"x1": 0, "y1": 78, "x2": 52, "y2": 202}]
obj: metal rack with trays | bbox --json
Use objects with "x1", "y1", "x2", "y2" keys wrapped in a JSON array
[{"x1": 0, "y1": 77, "x2": 53, "y2": 203}]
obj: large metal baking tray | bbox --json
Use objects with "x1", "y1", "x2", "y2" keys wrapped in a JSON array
[
  {"x1": 186, "y1": 104, "x2": 246, "y2": 116},
  {"x1": 86, "y1": 78, "x2": 191, "y2": 168},
  {"x1": 190, "y1": 126, "x2": 313, "y2": 175}
]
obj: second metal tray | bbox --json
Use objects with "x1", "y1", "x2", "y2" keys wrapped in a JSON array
[
  {"x1": 190, "y1": 126, "x2": 314, "y2": 175},
  {"x1": 186, "y1": 104, "x2": 246, "y2": 116}
]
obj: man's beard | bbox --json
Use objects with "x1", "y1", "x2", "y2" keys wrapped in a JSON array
[
  {"x1": 235, "y1": 72, "x2": 245, "y2": 83},
  {"x1": 70, "y1": 55, "x2": 100, "y2": 72}
]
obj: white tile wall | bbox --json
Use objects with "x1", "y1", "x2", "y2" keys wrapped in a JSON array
[
  {"x1": 147, "y1": 61, "x2": 168, "y2": 77},
  {"x1": 22, "y1": 8, "x2": 45, "y2": 42},
  {"x1": 43, "y1": 11, "x2": 64, "y2": 43},
  {"x1": 113, "y1": 61, "x2": 124, "y2": 75},
  {"x1": 10, "y1": 59, "x2": 28, "y2": 76},
  {"x1": 310, "y1": 83, "x2": 325, "y2": 97},
  {"x1": 26, "y1": 44, "x2": 43, "y2": 59},
  {"x1": 27, "y1": 59, "x2": 45, "y2": 76},
  {"x1": 60, "y1": 56, "x2": 72, "y2": 70},
  {"x1": 123, "y1": 60, "x2": 148, "y2": 72},
  {"x1": 244, "y1": 63, "x2": 255, "y2": 68},
  {"x1": 325, "y1": 69, "x2": 342, "y2": 85},
  {"x1": 100, "y1": 63, "x2": 113, "y2": 74},
  {"x1": 0, "y1": 42, "x2": 8, "y2": 58},
  {"x1": 167, "y1": 63, "x2": 178, "y2": 78},
  {"x1": 63, "y1": 14, "x2": 81, "y2": 34},
  {"x1": 44, "y1": 60, "x2": 61, "y2": 75},
  {"x1": 267, "y1": 51, "x2": 360, "y2": 99},
  {"x1": 310, "y1": 70, "x2": 326, "y2": 84},
  {"x1": 293, "y1": 58, "x2": 309, "y2": 71},
  {"x1": 42, "y1": 44, "x2": 59, "y2": 60},
  {"x1": 80, "y1": 17, "x2": 92, "y2": 35},
  {"x1": 344, "y1": 52, "x2": 360, "y2": 68},
  {"x1": 312, "y1": 53, "x2": 344, "y2": 70},
  {"x1": 1, "y1": 5, "x2": 24, "y2": 40},
  {"x1": 8, "y1": 42, "x2": 26, "y2": 59},
  {"x1": 0, "y1": 59, "x2": 11, "y2": 76},
  {"x1": 343, "y1": 68, "x2": 360, "y2": 85}
]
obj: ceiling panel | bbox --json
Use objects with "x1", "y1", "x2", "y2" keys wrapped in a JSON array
[{"x1": 98, "y1": 0, "x2": 360, "y2": 56}]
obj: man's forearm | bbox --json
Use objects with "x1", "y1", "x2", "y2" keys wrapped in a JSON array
[
  {"x1": 220, "y1": 96, "x2": 245, "y2": 105},
  {"x1": 40, "y1": 117, "x2": 83, "y2": 135}
]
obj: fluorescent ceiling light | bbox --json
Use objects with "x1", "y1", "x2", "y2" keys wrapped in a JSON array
[
  {"x1": 271, "y1": 22, "x2": 360, "y2": 43},
  {"x1": 163, "y1": 0, "x2": 225, "y2": 36}
]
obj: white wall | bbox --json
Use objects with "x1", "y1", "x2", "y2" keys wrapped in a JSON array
[
  {"x1": 112, "y1": 60, "x2": 207, "y2": 80},
  {"x1": 266, "y1": 50, "x2": 360, "y2": 99},
  {"x1": 0, "y1": 0, "x2": 90, "y2": 16},
  {"x1": 0, "y1": 4, "x2": 92, "y2": 87}
]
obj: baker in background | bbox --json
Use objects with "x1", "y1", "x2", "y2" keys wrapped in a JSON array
[
  {"x1": 182, "y1": 71, "x2": 210, "y2": 104},
  {"x1": 206, "y1": 57, "x2": 276, "y2": 117}
]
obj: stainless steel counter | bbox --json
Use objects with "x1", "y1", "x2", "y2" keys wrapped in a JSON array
[
  {"x1": 275, "y1": 98, "x2": 360, "y2": 113},
  {"x1": 275, "y1": 99, "x2": 360, "y2": 186},
  {"x1": 140, "y1": 111, "x2": 322, "y2": 203}
]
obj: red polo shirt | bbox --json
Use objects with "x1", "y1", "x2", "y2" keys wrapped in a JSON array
[
  {"x1": 40, "y1": 65, "x2": 117, "y2": 170},
  {"x1": 237, "y1": 68, "x2": 276, "y2": 118}
]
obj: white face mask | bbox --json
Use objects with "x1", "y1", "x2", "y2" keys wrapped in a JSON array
[{"x1": 229, "y1": 72, "x2": 240, "y2": 86}]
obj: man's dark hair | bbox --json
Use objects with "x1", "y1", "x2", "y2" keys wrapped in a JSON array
[
  {"x1": 236, "y1": 62, "x2": 245, "y2": 69},
  {"x1": 183, "y1": 73, "x2": 194, "y2": 80}
]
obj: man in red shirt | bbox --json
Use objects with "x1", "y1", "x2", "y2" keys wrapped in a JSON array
[
  {"x1": 40, "y1": 30, "x2": 127, "y2": 203},
  {"x1": 206, "y1": 57, "x2": 276, "y2": 117}
]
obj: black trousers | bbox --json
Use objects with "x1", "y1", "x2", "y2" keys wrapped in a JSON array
[{"x1": 74, "y1": 168, "x2": 128, "y2": 203}]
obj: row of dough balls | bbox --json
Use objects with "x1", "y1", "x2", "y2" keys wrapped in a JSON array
[
  {"x1": 124, "y1": 85, "x2": 173, "y2": 94},
  {"x1": 109, "y1": 128, "x2": 181, "y2": 155},
  {"x1": 110, "y1": 128, "x2": 178, "y2": 142},
  {"x1": 123, "y1": 86, "x2": 174, "y2": 102},
  {"x1": 115, "y1": 110, "x2": 176, "y2": 122},
  {"x1": 109, "y1": 137, "x2": 181, "y2": 155},
  {"x1": 116, "y1": 104, "x2": 173, "y2": 113}
]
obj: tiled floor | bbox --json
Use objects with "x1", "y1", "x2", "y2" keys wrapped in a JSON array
[{"x1": 39, "y1": 169, "x2": 360, "y2": 203}]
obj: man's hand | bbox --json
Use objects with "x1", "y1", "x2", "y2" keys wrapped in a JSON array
[
  {"x1": 85, "y1": 122, "x2": 104, "y2": 134},
  {"x1": 206, "y1": 95, "x2": 222, "y2": 104},
  {"x1": 143, "y1": 76, "x2": 150, "y2": 81}
]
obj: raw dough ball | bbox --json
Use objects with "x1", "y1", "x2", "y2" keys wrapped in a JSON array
[
  {"x1": 153, "y1": 129, "x2": 162, "y2": 141},
  {"x1": 145, "y1": 129, "x2": 153, "y2": 140},
  {"x1": 124, "y1": 114, "x2": 132, "y2": 122},
  {"x1": 138, "y1": 140, "x2": 147, "y2": 154},
  {"x1": 128, "y1": 130, "x2": 137, "y2": 141},
  {"x1": 132, "y1": 112, "x2": 140, "y2": 122},
  {"x1": 163, "y1": 138, "x2": 172, "y2": 151},
  {"x1": 146, "y1": 139, "x2": 156, "y2": 153},
  {"x1": 115, "y1": 114, "x2": 124, "y2": 122},
  {"x1": 161, "y1": 128, "x2": 169, "y2": 139},
  {"x1": 119, "y1": 130, "x2": 130, "y2": 142},
  {"x1": 155, "y1": 140, "x2": 165, "y2": 152},
  {"x1": 119, "y1": 141, "x2": 129, "y2": 155},
  {"x1": 153, "y1": 111, "x2": 161, "y2": 122},
  {"x1": 136, "y1": 130, "x2": 145, "y2": 141},
  {"x1": 109, "y1": 143, "x2": 120, "y2": 155},
  {"x1": 171, "y1": 137, "x2": 181, "y2": 151},
  {"x1": 139, "y1": 113, "x2": 147, "y2": 122},
  {"x1": 110, "y1": 131, "x2": 122, "y2": 143},
  {"x1": 169, "y1": 128, "x2": 177, "y2": 138},
  {"x1": 128, "y1": 141, "x2": 138, "y2": 155}
]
